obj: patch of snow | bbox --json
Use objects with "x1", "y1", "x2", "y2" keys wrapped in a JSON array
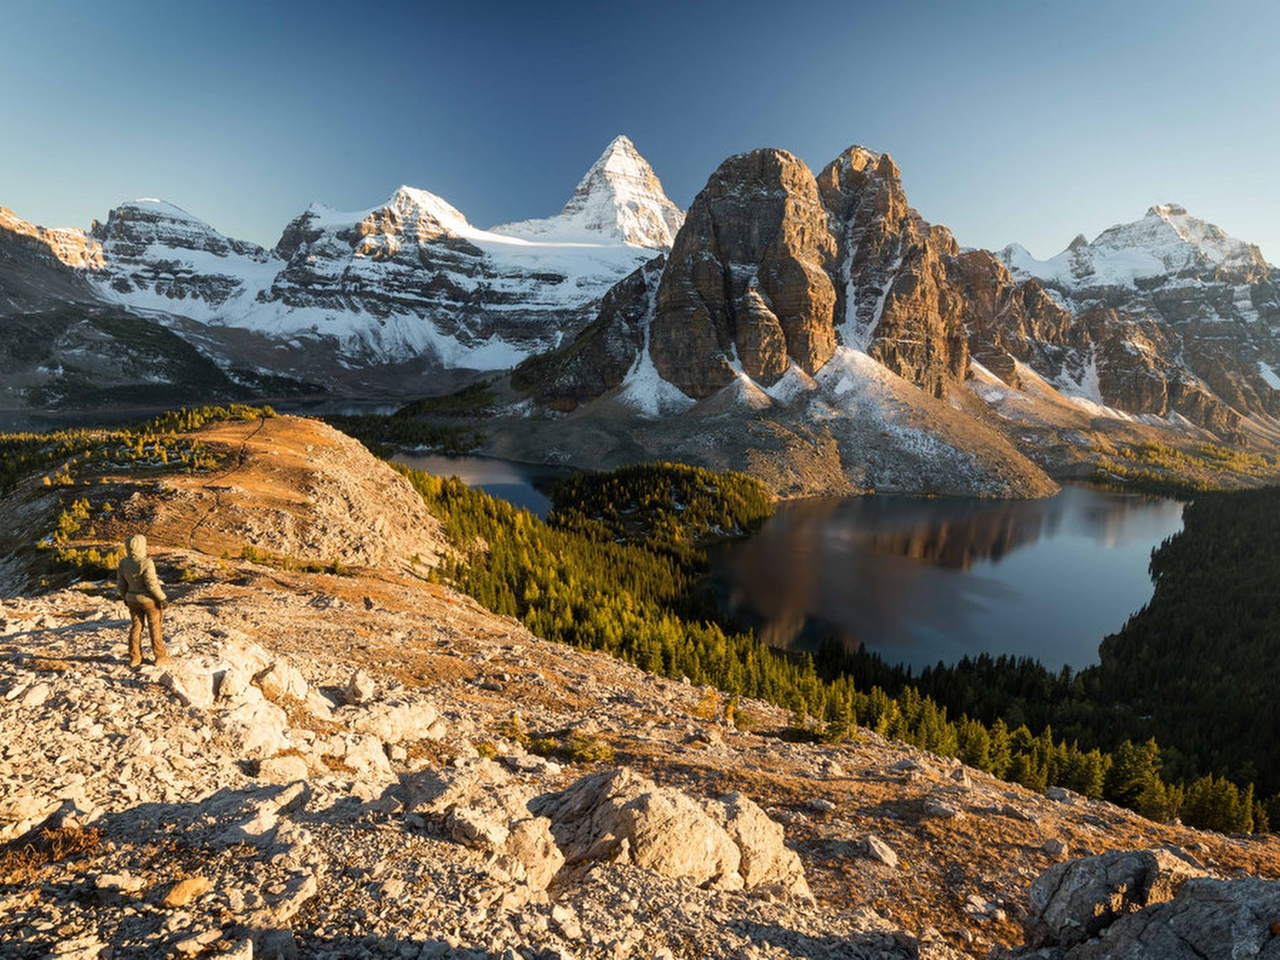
[
  {"x1": 760, "y1": 363, "x2": 817, "y2": 403},
  {"x1": 617, "y1": 273, "x2": 696, "y2": 419},
  {"x1": 1258, "y1": 360, "x2": 1280, "y2": 390}
]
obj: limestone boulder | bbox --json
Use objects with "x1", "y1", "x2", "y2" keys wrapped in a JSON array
[
  {"x1": 333, "y1": 698, "x2": 438, "y2": 744},
  {"x1": 255, "y1": 659, "x2": 308, "y2": 702},
  {"x1": 215, "y1": 698, "x2": 290, "y2": 761},
  {"x1": 532, "y1": 767, "x2": 808, "y2": 895},
  {"x1": 709, "y1": 792, "x2": 811, "y2": 898},
  {"x1": 1021, "y1": 847, "x2": 1209, "y2": 950},
  {"x1": 406, "y1": 760, "x2": 564, "y2": 893}
]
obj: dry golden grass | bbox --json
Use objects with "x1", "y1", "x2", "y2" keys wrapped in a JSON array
[{"x1": 0, "y1": 826, "x2": 102, "y2": 885}]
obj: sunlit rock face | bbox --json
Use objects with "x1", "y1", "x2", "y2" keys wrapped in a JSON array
[
  {"x1": 999, "y1": 204, "x2": 1280, "y2": 430},
  {"x1": 0, "y1": 207, "x2": 104, "y2": 312},
  {"x1": 650, "y1": 149, "x2": 838, "y2": 398}
]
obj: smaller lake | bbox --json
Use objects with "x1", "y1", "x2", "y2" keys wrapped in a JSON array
[
  {"x1": 712, "y1": 486, "x2": 1184, "y2": 672},
  {"x1": 393, "y1": 454, "x2": 570, "y2": 519}
]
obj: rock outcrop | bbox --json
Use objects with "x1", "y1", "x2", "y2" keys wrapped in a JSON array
[
  {"x1": 819, "y1": 147, "x2": 971, "y2": 399},
  {"x1": 1019, "y1": 847, "x2": 1209, "y2": 950},
  {"x1": 530, "y1": 766, "x2": 812, "y2": 898},
  {"x1": 511, "y1": 257, "x2": 663, "y2": 412},
  {"x1": 0, "y1": 207, "x2": 103, "y2": 314},
  {"x1": 91, "y1": 200, "x2": 273, "y2": 312},
  {"x1": 651, "y1": 149, "x2": 837, "y2": 398},
  {"x1": 1004, "y1": 847, "x2": 1280, "y2": 959}
]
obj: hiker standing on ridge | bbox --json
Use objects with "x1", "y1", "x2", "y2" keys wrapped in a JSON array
[{"x1": 116, "y1": 534, "x2": 170, "y2": 668}]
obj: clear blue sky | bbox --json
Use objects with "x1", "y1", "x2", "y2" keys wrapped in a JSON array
[{"x1": 5, "y1": 0, "x2": 1279, "y2": 262}]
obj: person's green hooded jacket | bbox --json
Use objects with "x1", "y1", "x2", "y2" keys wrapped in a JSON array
[{"x1": 116, "y1": 534, "x2": 167, "y2": 605}]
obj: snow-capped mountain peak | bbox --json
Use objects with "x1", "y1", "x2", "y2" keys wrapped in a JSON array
[
  {"x1": 491, "y1": 135, "x2": 685, "y2": 249},
  {"x1": 1000, "y1": 203, "x2": 1270, "y2": 290},
  {"x1": 382, "y1": 185, "x2": 473, "y2": 239},
  {"x1": 92, "y1": 199, "x2": 265, "y2": 259}
]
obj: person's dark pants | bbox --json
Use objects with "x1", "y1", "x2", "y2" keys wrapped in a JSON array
[{"x1": 125, "y1": 595, "x2": 167, "y2": 666}]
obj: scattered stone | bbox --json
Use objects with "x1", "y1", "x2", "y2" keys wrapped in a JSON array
[
  {"x1": 859, "y1": 834, "x2": 899, "y2": 869},
  {"x1": 922, "y1": 799, "x2": 964, "y2": 820},
  {"x1": 344, "y1": 669, "x2": 376, "y2": 705},
  {"x1": 258, "y1": 753, "x2": 309, "y2": 783},
  {"x1": 20, "y1": 682, "x2": 51, "y2": 708},
  {"x1": 1044, "y1": 838, "x2": 1069, "y2": 858},
  {"x1": 94, "y1": 872, "x2": 146, "y2": 896},
  {"x1": 174, "y1": 927, "x2": 224, "y2": 955},
  {"x1": 163, "y1": 876, "x2": 212, "y2": 908}
]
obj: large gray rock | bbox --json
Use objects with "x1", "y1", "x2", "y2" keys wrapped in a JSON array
[
  {"x1": 531, "y1": 767, "x2": 808, "y2": 895},
  {"x1": 1021, "y1": 847, "x2": 1210, "y2": 950},
  {"x1": 1065, "y1": 877, "x2": 1280, "y2": 960}
]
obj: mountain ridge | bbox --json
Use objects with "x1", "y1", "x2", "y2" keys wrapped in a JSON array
[{"x1": 6, "y1": 139, "x2": 1280, "y2": 495}]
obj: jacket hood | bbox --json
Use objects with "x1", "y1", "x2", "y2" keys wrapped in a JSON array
[{"x1": 126, "y1": 534, "x2": 147, "y2": 562}]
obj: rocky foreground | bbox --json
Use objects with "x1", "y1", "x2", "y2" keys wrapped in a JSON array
[
  {"x1": 5, "y1": 575, "x2": 1280, "y2": 960},
  {"x1": 2, "y1": 417, "x2": 1280, "y2": 959}
]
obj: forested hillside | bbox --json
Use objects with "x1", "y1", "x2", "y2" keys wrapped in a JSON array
[{"x1": 1093, "y1": 487, "x2": 1280, "y2": 792}]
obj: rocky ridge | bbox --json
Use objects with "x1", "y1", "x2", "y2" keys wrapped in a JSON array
[
  {"x1": 8, "y1": 141, "x2": 1280, "y2": 495},
  {"x1": 85, "y1": 138, "x2": 682, "y2": 368},
  {"x1": 489, "y1": 146, "x2": 1280, "y2": 495},
  {"x1": 2, "y1": 415, "x2": 1279, "y2": 958},
  {"x1": 0, "y1": 207, "x2": 104, "y2": 314},
  {"x1": 999, "y1": 204, "x2": 1280, "y2": 433}
]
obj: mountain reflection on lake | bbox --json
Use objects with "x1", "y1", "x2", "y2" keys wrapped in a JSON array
[{"x1": 713, "y1": 485, "x2": 1184, "y2": 671}]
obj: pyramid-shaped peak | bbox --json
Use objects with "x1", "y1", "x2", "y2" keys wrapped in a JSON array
[
  {"x1": 580, "y1": 135, "x2": 662, "y2": 187},
  {"x1": 491, "y1": 136, "x2": 684, "y2": 249},
  {"x1": 1147, "y1": 202, "x2": 1190, "y2": 219}
]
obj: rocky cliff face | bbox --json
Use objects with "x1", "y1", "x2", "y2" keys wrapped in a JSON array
[
  {"x1": 650, "y1": 149, "x2": 838, "y2": 398},
  {"x1": 999, "y1": 204, "x2": 1280, "y2": 431},
  {"x1": 90, "y1": 200, "x2": 274, "y2": 316},
  {"x1": 818, "y1": 147, "x2": 971, "y2": 400},
  {"x1": 511, "y1": 257, "x2": 663, "y2": 412},
  {"x1": 513, "y1": 146, "x2": 1280, "y2": 493},
  {"x1": 0, "y1": 207, "x2": 104, "y2": 313},
  {"x1": 644, "y1": 146, "x2": 1061, "y2": 406}
]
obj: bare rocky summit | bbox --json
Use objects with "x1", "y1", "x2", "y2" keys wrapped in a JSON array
[
  {"x1": 2, "y1": 416, "x2": 1278, "y2": 958},
  {"x1": 650, "y1": 149, "x2": 838, "y2": 398}
]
